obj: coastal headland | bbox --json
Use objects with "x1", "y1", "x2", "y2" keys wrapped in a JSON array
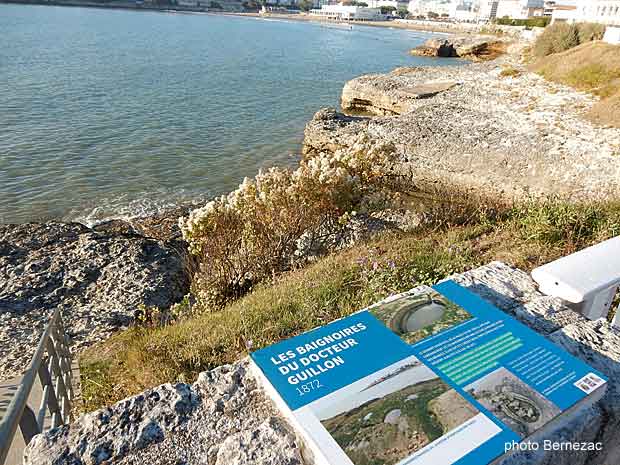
[
  {"x1": 304, "y1": 43, "x2": 620, "y2": 202},
  {"x1": 4, "y1": 23, "x2": 620, "y2": 465},
  {"x1": 3, "y1": 33, "x2": 620, "y2": 386}
]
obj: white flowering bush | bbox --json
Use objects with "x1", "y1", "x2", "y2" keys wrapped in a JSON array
[{"x1": 179, "y1": 136, "x2": 399, "y2": 309}]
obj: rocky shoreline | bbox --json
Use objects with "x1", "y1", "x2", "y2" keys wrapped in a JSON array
[
  {"x1": 3, "y1": 40, "x2": 620, "y2": 464},
  {"x1": 305, "y1": 44, "x2": 620, "y2": 202},
  {"x1": 0, "y1": 216, "x2": 190, "y2": 382},
  {"x1": 3, "y1": 42, "x2": 620, "y2": 381}
]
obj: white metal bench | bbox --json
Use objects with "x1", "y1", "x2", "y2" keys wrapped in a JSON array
[{"x1": 531, "y1": 236, "x2": 620, "y2": 329}]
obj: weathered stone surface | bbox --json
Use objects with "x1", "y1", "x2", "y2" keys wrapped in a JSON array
[
  {"x1": 24, "y1": 361, "x2": 302, "y2": 465},
  {"x1": 0, "y1": 222, "x2": 188, "y2": 381},
  {"x1": 448, "y1": 261, "x2": 542, "y2": 311},
  {"x1": 295, "y1": 209, "x2": 422, "y2": 262},
  {"x1": 410, "y1": 36, "x2": 499, "y2": 59},
  {"x1": 341, "y1": 75, "x2": 458, "y2": 115},
  {"x1": 546, "y1": 319, "x2": 620, "y2": 465},
  {"x1": 215, "y1": 417, "x2": 303, "y2": 465},
  {"x1": 312, "y1": 59, "x2": 620, "y2": 202},
  {"x1": 24, "y1": 263, "x2": 620, "y2": 464},
  {"x1": 91, "y1": 204, "x2": 194, "y2": 244}
]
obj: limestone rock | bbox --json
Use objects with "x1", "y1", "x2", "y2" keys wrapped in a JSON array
[
  {"x1": 341, "y1": 72, "x2": 458, "y2": 115},
  {"x1": 24, "y1": 361, "x2": 302, "y2": 465},
  {"x1": 410, "y1": 36, "x2": 500, "y2": 59},
  {"x1": 0, "y1": 222, "x2": 189, "y2": 381},
  {"x1": 215, "y1": 417, "x2": 302, "y2": 465},
  {"x1": 306, "y1": 62, "x2": 620, "y2": 202},
  {"x1": 24, "y1": 382, "x2": 199, "y2": 465}
]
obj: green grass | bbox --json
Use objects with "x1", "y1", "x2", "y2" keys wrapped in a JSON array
[
  {"x1": 531, "y1": 41, "x2": 620, "y2": 127},
  {"x1": 564, "y1": 64, "x2": 620, "y2": 96},
  {"x1": 79, "y1": 198, "x2": 620, "y2": 412}
]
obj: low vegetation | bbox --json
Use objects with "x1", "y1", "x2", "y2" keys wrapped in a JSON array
[
  {"x1": 78, "y1": 30, "x2": 620, "y2": 412},
  {"x1": 531, "y1": 41, "x2": 620, "y2": 127},
  {"x1": 495, "y1": 16, "x2": 551, "y2": 28},
  {"x1": 179, "y1": 136, "x2": 400, "y2": 309},
  {"x1": 80, "y1": 196, "x2": 620, "y2": 412},
  {"x1": 533, "y1": 22, "x2": 606, "y2": 58},
  {"x1": 499, "y1": 66, "x2": 521, "y2": 78}
]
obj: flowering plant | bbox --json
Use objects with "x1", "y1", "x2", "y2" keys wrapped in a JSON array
[{"x1": 179, "y1": 135, "x2": 399, "y2": 309}]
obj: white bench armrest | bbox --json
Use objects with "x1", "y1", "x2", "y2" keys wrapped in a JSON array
[{"x1": 531, "y1": 236, "x2": 620, "y2": 326}]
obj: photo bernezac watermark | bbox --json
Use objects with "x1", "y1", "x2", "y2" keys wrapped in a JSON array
[{"x1": 505, "y1": 440, "x2": 604, "y2": 453}]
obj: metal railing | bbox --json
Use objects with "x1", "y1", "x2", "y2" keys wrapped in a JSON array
[{"x1": 0, "y1": 308, "x2": 74, "y2": 465}]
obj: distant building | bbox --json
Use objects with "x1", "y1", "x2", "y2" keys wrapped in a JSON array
[
  {"x1": 574, "y1": 0, "x2": 620, "y2": 25},
  {"x1": 494, "y1": 0, "x2": 544, "y2": 19},
  {"x1": 405, "y1": 0, "x2": 544, "y2": 20},
  {"x1": 550, "y1": 0, "x2": 620, "y2": 25},
  {"x1": 477, "y1": 0, "x2": 499, "y2": 20},
  {"x1": 604, "y1": 24, "x2": 620, "y2": 43},
  {"x1": 546, "y1": 1, "x2": 577, "y2": 21},
  {"x1": 367, "y1": 0, "x2": 409, "y2": 11},
  {"x1": 454, "y1": 2, "x2": 477, "y2": 20},
  {"x1": 309, "y1": 3, "x2": 385, "y2": 20},
  {"x1": 543, "y1": 0, "x2": 569, "y2": 17},
  {"x1": 408, "y1": 0, "x2": 458, "y2": 16}
]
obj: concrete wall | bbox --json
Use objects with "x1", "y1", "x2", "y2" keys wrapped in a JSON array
[{"x1": 604, "y1": 25, "x2": 620, "y2": 43}]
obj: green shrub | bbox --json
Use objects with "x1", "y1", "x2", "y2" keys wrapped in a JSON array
[
  {"x1": 577, "y1": 22, "x2": 606, "y2": 43},
  {"x1": 495, "y1": 16, "x2": 551, "y2": 28},
  {"x1": 509, "y1": 199, "x2": 620, "y2": 246},
  {"x1": 80, "y1": 196, "x2": 620, "y2": 411},
  {"x1": 179, "y1": 136, "x2": 400, "y2": 309},
  {"x1": 534, "y1": 22, "x2": 606, "y2": 58}
]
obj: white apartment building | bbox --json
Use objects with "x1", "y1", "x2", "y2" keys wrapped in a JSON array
[
  {"x1": 367, "y1": 0, "x2": 409, "y2": 11},
  {"x1": 407, "y1": 0, "x2": 422, "y2": 15},
  {"x1": 477, "y1": 0, "x2": 499, "y2": 19},
  {"x1": 573, "y1": 0, "x2": 620, "y2": 25},
  {"x1": 476, "y1": 0, "x2": 543, "y2": 19},
  {"x1": 408, "y1": 0, "x2": 457, "y2": 16},
  {"x1": 309, "y1": 4, "x2": 385, "y2": 20},
  {"x1": 502, "y1": 0, "x2": 543, "y2": 17}
]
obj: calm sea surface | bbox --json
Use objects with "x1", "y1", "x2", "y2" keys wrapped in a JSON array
[{"x1": 1, "y1": 4, "x2": 457, "y2": 224}]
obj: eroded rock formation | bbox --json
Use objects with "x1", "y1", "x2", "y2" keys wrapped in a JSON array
[
  {"x1": 410, "y1": 36, "x2": 504, "y2": 60},
  {"x1": 23, "y1": 362, "x2": 303, "y2": 465},
  {"x1": 0, "y1": 222, "x2": 189, "y2": 381},
  {"x1": 307, "y1": 62, "x2": 620, "y2": 202}
]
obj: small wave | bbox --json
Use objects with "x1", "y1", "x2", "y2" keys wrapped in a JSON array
[{"x1": 66, "y1": 190, "x2": 209, "y2": 227}]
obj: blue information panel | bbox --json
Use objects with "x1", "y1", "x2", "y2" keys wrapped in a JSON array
[{"x1": 251, "y1": 281, "x2": 608, "y2": 465}]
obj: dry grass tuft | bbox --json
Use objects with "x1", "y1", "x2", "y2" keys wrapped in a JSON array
[
  {"x1": 500, "y1": 66, "x2": 522, "y2": 78},
  {"x1": 589, "y1": 92, "x2": 620, "y2": 128}
]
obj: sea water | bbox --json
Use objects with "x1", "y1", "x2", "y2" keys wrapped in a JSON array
[{"x1": 1, "y1": 4, "x2": 458, "y2": 224}]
